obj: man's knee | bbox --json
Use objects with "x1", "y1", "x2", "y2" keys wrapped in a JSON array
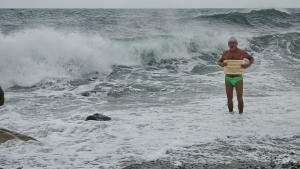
[
  {"x1": 227, "y1": 95, "x2": 233, "y2": 100},
  {"x1": 0, "y1": 86, "x2": 4, "y2": 106},
  {"x1": 237, "y1": 96, "x2": 243, "y2": 103},
  {"x1": 227, "y1": 97, "x2": 233, "y2": 103}
]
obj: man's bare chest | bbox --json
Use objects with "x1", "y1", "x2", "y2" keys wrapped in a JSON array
[{"x1": 225, "y1": 52, "x2": 242, "y2": 60}]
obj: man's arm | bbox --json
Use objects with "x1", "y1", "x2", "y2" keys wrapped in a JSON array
[
  {"x1": 218, "y1": 52, "x2": 227, "y2": 67},
  {"x1": 241, "y1": 50, "x2": 254, "y2": 69}
]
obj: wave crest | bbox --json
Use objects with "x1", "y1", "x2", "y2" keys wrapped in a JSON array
[{"x1": 196, "y1": 9, "x2": 292, "y2": 28}]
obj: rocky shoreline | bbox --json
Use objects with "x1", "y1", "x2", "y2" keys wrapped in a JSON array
[
  {"x1": 123, "y1": 159, "x2": 300, "y2": 169},
  {"x1": 123, "y1": 135, "x2": 300, "y2": 169},
  {"x1": 0, "y1": 128, "x2": 37, "y2": 144}
]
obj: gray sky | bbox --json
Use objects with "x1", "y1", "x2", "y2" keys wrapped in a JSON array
[{"x1": 0, "y1": 0, "x2": 299, "y2": 8}]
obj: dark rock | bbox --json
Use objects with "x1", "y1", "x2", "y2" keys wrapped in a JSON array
[
  {"x1": 85, "y1": 113, "x2": 111, "y2": 121},
  {"x1": 81, "y1": 91, "x2": 90, "y2": 97},
  {"x1": 0, "y1": 86, "x2": 4, "y2": 106},
  {"x1": 0, "y1": 128, "x2": 37, "y2": 144}
]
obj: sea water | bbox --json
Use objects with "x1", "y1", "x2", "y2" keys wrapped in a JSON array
[{"x1": 0, "y1": 8, "x2": 300, "y2": 168}]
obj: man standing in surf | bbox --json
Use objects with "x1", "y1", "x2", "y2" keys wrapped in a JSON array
[{"x1": 218, "y1": 37, "x2": 254, "y2": 113}]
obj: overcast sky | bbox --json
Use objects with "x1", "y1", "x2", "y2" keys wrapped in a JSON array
[{"x1": 0, "y1": 0, "x2": 299, "y2": 8}]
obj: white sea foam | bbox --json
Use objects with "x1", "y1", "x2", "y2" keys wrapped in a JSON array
[
  {"x1": 0, "y1": 28, "x2": 139, "y2": 88},
  {"x1": 1, "y1": 90, "x2": 300, "y2": 168}
]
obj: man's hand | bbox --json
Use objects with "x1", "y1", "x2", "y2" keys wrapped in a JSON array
[
  {"x1": 241, "y1": 63, "x2": 251, "y2": 69},
  {"x1": 219, "y1": 62, "x2": 227, "y2": 67}
]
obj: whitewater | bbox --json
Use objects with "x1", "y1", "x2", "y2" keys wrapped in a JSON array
[{"x1": 0, "y1": 8, "x2": 300, "y2": 169}]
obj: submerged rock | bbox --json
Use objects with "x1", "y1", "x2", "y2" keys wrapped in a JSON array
[
  {"x1": 0, "y1": 86, "x2": 4, "y2": 106},
  {"x1": 0, "y1": 128, "x2": 37, "y2": 144},
  {"x1": 85, "y1": 113, "x2": 111, "y2": 121}
]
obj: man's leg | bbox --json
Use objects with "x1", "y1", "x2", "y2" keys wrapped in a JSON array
[
  {"x1": 235, "y1": 80, "x2": 244, "y2": 113},
  {"x1": 225, "y1": 81, "x2": 233, "y2": 112}
]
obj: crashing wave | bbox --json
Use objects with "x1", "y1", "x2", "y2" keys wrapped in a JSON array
[{"x1": 196, "y1": 9, "x2": 292, "y2": 28}]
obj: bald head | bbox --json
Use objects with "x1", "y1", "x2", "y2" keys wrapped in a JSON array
[
  {"x1": 228, "y1": 37, "x2": 238, "y2": 43},
  {"x1": 228, "y1": 37, "x2": 238, "y2": 51}
]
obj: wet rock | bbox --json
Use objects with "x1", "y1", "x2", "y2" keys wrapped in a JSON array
[
  {"x1": 85, "y1": 113, "x2": 111, "y2": 121},
  {"x1": 81, "y1": 91, "x2": 90, "y2": 97},
  {"x1": 0, "y1": 86, "x2": 4, "y2": 106},
  {"x1": 0, "y1": 128, "x2": 37, "y2": 144}
]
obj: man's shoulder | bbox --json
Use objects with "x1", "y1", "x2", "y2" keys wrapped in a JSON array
[{"x1": 237, "y1": 48, "x2": 247, "y2": 53}]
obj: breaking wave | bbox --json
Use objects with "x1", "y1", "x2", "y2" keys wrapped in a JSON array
[
  {"x1": 196, "y1": 9, "x2": 294, "y2": 28},
  {"x1": 0, "y1": 27, "x2": 242, "y2": 88}
]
